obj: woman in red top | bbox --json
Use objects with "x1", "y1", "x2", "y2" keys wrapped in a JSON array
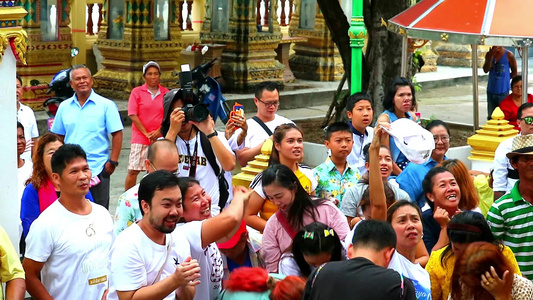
[{"x1": 499, "y1": 75, "x2": 533, "y2": 131}]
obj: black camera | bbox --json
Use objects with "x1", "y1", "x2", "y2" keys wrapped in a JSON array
[{"x1": 182, "y1": 103, "x2": 209, "y2": 123}]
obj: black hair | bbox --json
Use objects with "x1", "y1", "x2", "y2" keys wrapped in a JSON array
[
  {"x1": 269, "y1": 123, "x2": 304, "y2": 166},
  {"x1": 177, "y1": 177, "x2": 201, "y2": 213},
  {"x1": 17, "y1": 121, "x2": 24, "y2": 134},
  {"x1": 138, "y1": 170, "x2": 181, "y2": 216},
  {"x1": 254, "y1": 81, "x2": 280, "y2": 99},
  {"x1": 425, "y1": 119, "x2": 450, "y2": 136},
  {"x1": 292, "y1": 222, "x2": 343, "y2": 277},
  {"x1": 261, "y1": 164, "x2": 325, "y2": 229},
  {"x1": 440, "y1": 211, "x2": 502, "y2": 266},
  {"x1": 51, "y1": 144, "x2": 87, "y2": 175},
  {"x1": 422, "y1": 166, "x2": 453, "y2": 210},
  {"x1": 383, "y1": 77, "x2": 417, "y2": 112},
  {"x1": 16, "y1": 75, "x2": 22, "y2": 86},
  {"x1": 358, "y1": 182, "x2": 396, "y2": 213},
  {"x1": 362, "y1": 143, "x2": 390, "y2": 164},
  {"x1": 346, "y1": 92, "x2": 372, "y2": 112},
  {"x1": 351, "y1": 220, "x2": 396, "y2": 250},
  {"x1": 324, "y1": 122, "x2": 352, "y2": 140},
  {"x1": 386, "y1": 200, "x2": 422, "y2": 223},
  {"x1": 511, "y1": 75, "x2": 522, "y2": 88},
  {"x1": 517, "y1": 102, "x2": 533, "y2": 120}
]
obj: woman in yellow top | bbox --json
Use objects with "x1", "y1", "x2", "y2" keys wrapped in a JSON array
[
  {"x1": 425, "y1": 211, "x2": 521, "y2": 300},
  {"x1": 246, "y1": 124, "x2": 317, "y2": 232}
]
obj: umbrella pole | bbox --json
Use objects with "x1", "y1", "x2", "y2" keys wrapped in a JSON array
[
  {"x1": 401, "y1": 35, "x2": 408, "y2": 77},
  {"x1": 522, "y1": 45, "x2": 529, "y2": 104},
  {"x1": 472, "y1": 44, "x2": 479, "y2": 130}
]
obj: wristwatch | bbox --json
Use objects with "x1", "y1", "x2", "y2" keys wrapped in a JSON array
[
  {"x1": 108, "y1": 160, "x2": 119, "y2": 167},
  {"x1": 206, "y1": 131, "x2": 218, "y2": 138}
]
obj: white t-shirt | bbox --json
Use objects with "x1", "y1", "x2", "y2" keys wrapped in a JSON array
[
  {"x1": 17, "y1": 103, "x2": 39, "y2": 162},
  {"x1": 18, "y1": 159, "x2": 33, "y2": 202},
  {"x1": 174, "y1": 221, "x2": 223, "y2": 300},
  {"x1": 250, "y1": 165, "x2": 318, "y2": 198},
  {"x1": 278, "y1": 253, "x2": 303, "y2": 277},
  {"x1": 107, "y1": 223, "x2": 192, "y2": 300},
  {"x1": 493, "y1": 135, "x2": 518, "y2": 193},
  {"x1": 233, "y1": 114, "x2": 294, "y2": 149},
  {"x1": 176, "y1": 131, "x2": 233, "y2": 216},
  {"x1": 25, "y1": 200, "x2": 114, "y2": 300},
  {"x1": 346, "y1": 127, "x2": 375, "y2": 175},
  {"x1": 388, "y1": 251, "x2": 431, "y2": 300}
]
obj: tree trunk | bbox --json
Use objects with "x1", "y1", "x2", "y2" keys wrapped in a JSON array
[
  {"x1": 363, "y1": 0, "x2": 411, "y2": 117},
  {"x1": 316, "y1": 0, "x2": 351, "y2": 89}
]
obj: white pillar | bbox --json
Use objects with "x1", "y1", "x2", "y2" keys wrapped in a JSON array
[{"x1": 0, "y1": 46, "x2": 21, "y2": 253}]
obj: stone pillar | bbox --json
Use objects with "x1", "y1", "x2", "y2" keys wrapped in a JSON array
[
  {"x1": 201, "y1": 0, "x2": 284, "y2": 91},
  {"x1": 0, "y1": 2, "x2": 28, "y2": 253},
  {"x1": 93, "y1": 0, "x2": 182, "y2": 100},
  {"x1": 17, "y1": 0, "x2": 73, "y2": 110},
  {"x1": 348, "y1": 0, "x2": 364, "y2": 93},
  {"x1": 288, "y1": 0, "x2": 344, "y2": 81},
  {"x1": 70, "y1": 0, "x2": 87, "y2": 65}
]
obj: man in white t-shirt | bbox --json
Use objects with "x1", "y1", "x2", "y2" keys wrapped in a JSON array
[
  {"x1": 108, "y1": 170, "x2": 200, "y2": 300},
  {"x1": 175, "y1": 177, "x2": 252, "y2": 300},
  {"x1": 23, "y1": 144, "x2": 114, "y2": 300},
  {"x1": 164, "y1": 91, "x2": 236, "y2": 216},
  {"x1": 493, "y1": 103, "x2": 533, "y2": 199},
  {"x1": 17, "y1": 122, "x2": 33, "y2": 203},
  {"x1": 16, "y1": 75, "x2": 39, "y2": 162},
  {"x1": 234, "y1": 81, "x2": 294, "y2": 167}
]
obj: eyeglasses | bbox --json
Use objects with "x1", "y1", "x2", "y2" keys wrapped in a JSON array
[
  {"x1": 256, "y1": 98, "x2": 280, "y2": 107},
  {"x1": 433, "y1": 135, "x2": 450, "y2": 143},
  {"x1": 520, "y1": 116, "x2": 533, "y2": 125},
  {"x1": 149, "y1": 160, "x2": 180, "y2": 177}
]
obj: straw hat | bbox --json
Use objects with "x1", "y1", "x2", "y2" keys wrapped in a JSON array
[{"x1": 506, "y1": 134, "x2": 533, "y2": 159}]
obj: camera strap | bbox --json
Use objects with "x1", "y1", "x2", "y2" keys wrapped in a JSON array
[
  {"x1": 199, "y1": 131, "x2": 230, "y2": 210},
  {"x1": 185, "y1": 134, "x2": 199, "y2": 177}
]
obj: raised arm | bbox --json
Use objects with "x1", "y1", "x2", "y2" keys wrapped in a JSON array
[
  {"x1": 192, "y1": 116, "x2": 236, "y2": 171},
  {"x1": 369, "y1": 124, "x2": 389, "y2": 221},
  {"x1": 200, "y1": 186, "x2": 251, "y2": 249}
]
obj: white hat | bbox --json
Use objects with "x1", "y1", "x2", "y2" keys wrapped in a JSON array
[
  {"x1": 382, "y1": 118, "x2": 435, "y2": 164},
  {"x1": 143, "y1": 61, "x2": 161, "y2": 75}
]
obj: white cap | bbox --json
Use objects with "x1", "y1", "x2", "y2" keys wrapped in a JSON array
[
  {"x1": 143, "y1": 61, "x2": 161, "y2": 75},
  {"x1": 382, "y1": 118, "x2": 435, "y2": 165}
]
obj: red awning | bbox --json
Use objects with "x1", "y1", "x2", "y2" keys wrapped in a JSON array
[{"x1": 388, "y1": 0, "x2": 533, "y2": 47}]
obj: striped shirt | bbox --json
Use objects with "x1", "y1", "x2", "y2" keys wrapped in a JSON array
[{"x1": 487, "y1": 181, "x2": 533, "y2": 279}]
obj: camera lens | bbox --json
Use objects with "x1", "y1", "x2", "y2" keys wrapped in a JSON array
[{"x1": 182, "y1": 104, "x2": 209, "y2": 123}]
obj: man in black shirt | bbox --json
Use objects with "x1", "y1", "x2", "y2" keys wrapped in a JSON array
[{"x1": 303, "y1": 220, "x2": 416, "y2": 300}]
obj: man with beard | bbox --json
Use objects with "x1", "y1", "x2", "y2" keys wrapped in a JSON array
[{"x1": 107, "y1": 170, "x2": 200, "y2": 300}]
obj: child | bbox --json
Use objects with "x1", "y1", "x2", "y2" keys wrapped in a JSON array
[
  {"x1": 345, "y1": 92, "x2": 374, "y2": 175},
  {"x1": 313, "y1": 122, "x2": 360, "y2": 207}
]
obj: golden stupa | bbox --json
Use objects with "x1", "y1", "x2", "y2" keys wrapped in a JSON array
[
  {"x1": 232, "y1": 139, "x2": 273, "y2": 187},
  {"x1": 467, "y1": 107, "x2": 518, "y2": 161}
]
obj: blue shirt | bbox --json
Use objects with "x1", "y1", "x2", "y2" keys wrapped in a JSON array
[
  {"x1": 313, "y1": 157, "x2": 361, "y2": 207},
  {"x1": 396, "y1": 157, "x2": 445, "y2": 207},
  {"x1": 51, "y1": 90, "x2": 124, "y2": 175},
  {"x1": 487, "y1": 50, "x2": 511, "y2": 95}
]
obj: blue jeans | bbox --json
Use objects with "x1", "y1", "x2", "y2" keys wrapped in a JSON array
[{"x1": 487, "y1": 92, "x2": 508, "y2": 120}]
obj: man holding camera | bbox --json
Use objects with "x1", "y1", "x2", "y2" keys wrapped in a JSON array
[
  {"x1": 163, "y1": 90, "x2": 236, "y2": 216},
  {"x1": 125, "y1": 61, "x2": 169, "y2": 190}
]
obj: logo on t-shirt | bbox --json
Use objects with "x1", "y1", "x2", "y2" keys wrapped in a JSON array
[
  {"x1": 173, "y1": 257, "x2": 180, "y2": 265},
  {"x1": 179, "y1": 155, "x2": 208, "y2": 167},
  {"x1": 410, "y1": 278, "x2": 431, "y2": 300}
]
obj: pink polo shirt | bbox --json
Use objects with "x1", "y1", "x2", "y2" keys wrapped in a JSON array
[
  {"x1": 128, "y1": 84, "x2": 169, "y2": 145},
  {"x1": 262, "y1": 200, "x2": 350, "y2": 273}
]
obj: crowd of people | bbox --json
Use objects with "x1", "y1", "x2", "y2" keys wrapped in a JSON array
[{"x1": 3, "y1": 58, "x2": 533, "y2": 300}]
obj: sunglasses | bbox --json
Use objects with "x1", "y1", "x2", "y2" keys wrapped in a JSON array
[{"x1": 520, "y1": 116, "x2": 533, "y2": 125}]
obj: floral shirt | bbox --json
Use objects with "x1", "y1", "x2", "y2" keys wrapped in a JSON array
[
  {"x1": 114, "y1": 183, "x2": 142, "y2": 236},
  {"x1": 313, "y1": 157, "x2": 361, "y2": 207}
]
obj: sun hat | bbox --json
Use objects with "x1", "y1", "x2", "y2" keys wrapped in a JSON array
[
  {"x1": 506, "y1": 134, "x2": 533, "y2": 159},
  {"x1": 382, "y1": 118, "x2": 435, "y2": 164}
]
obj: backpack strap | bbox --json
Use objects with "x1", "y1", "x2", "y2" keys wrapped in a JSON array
[
  {"x1": 199, "y1": 131, "x2": 230, "y2": 210},
  {"x1": 252, "y1": 116, "x2": 273, "y2": 136}
]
